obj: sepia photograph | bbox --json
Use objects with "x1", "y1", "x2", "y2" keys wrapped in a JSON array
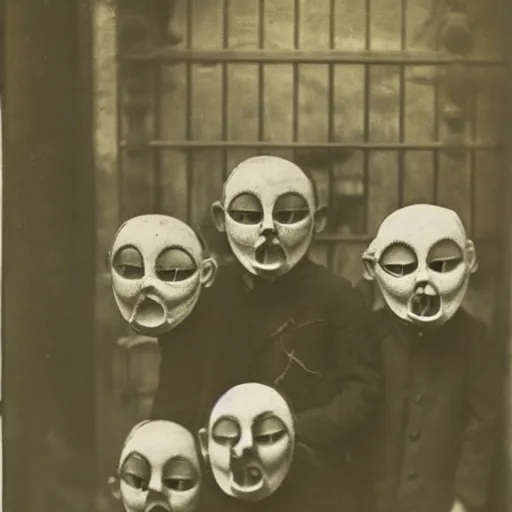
[{"x1": 3, "y1": 1, "x2": 511, "y2": 511}]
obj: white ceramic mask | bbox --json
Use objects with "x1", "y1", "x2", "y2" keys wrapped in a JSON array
[
  {"x1": 109, "y1": 215, "x2": 217, "y2": 336},
  {"x1": 199, "y1": 383, "x2": 295, "y2": 502},
  {"x1": 118, "y1": 420, "x2": 202, "y2": 512},
  {"x1": 212, "y1": 156, "x2": 325, "y2": 279},
  {"x1": 363, "y1": 204, "x2": 478, "y2": 328}
]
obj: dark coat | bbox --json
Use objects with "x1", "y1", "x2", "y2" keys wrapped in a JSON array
[
  {"x1": 205, "y1": 258, "x2": 381, "y2": 510},
  {"x1": 152, "y1": 258, "x2": 381, "y2": 511},
  {"x1": 353, "y1": 307, "x2": 502, "y2": 512}
]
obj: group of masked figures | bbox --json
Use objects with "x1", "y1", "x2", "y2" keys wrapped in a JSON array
[{"x1": 106, "y1": 156, "x2": 502, "y2": 512}]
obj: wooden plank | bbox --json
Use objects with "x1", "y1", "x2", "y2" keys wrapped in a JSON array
[
  {"x1": 189, "y1": 0, "x2": 224, "y2": 226},
  {"x1": 403, "y1": 151, "x2": 435, "y2": 205},
  {"x1": 265, "y1": 0, "x2": 295, "y2": 50},
  {"x1": 298, "y1": 64, "x2": 329, "y2": 142},
  {"x1": 474, "y1": 151, "x2": 504, "y2": 239},
  {"x1": 367, "y1": 151, "x2": 399, "y2": 235},
  {"x1": 190, "y1": 0, "x2": 223, "y2": 50},
  {"x1": 263, "y1": 64, "x2": 294, "y2": 142},
  {"x1": 436, "y1": 152, "x2": 471, "y2": 231},
  {"x1": 333, "y1": 0, "x2": 365, "y2": 50},
  {"x1": 227, "y1": 64, "x2": 259, "y2": 142},
  {"x1": 334, "y1": 65, "x2": 365, "y2": 143},
  {"x1": 370, "y1": 0, "x2": 402, "y2": 50},
  {"x1": 369, "y1": 66, "x2": 400, "y2": 142},
  {"x1": 160, "y1": 62, "x2": 188, "y2": 220},
  {"x1": 404, "y1": 66, "x2": 435, "y2": 142},
  {"x1": 227, "y1": 1, "x2": 259, "y2": 49},
  {"x1": 300, "y1": 1, "x2": 330, "y2": 50},
  {"x1": 118, "y1": 1, "x2": 156, "y2": 220}
]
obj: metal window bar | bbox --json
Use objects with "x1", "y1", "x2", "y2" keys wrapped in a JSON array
[
  {"x1": 153, "y1": 62, "x2": 163, "y2": 212},
  {"x1": 292, "y1": 0, "x2": 300, "y2": 164},
  {"x1": 327, "y1": 0, "x2": 336, "y2": 268},
  {"x1": 185, "y1": 1, "x2": 194, "y2": 223},
  {"x1": 363, "y1": 0, "x2": 372, "y2": 234},
  {"x1": 432, "y1": 17, "x2": 440, "y2": 205},
  {"x1": 397, "y1": 0, "x2": 407, "y2": 208},
  {"x1": 120, "y1": 49, "x2": 505, "y2": 66},
  {"x1": 222, "y1": 0, "x2": 229, "y2": 179},
  {"x1": 469, "y1": 86, "x2": 477, "y2": 238},
  {"x1": 258, "y1": 0, "x2": 265, "y2": 154},
  {"x1": 122, "y1": 140, "x2": 501, "y2": 150}
]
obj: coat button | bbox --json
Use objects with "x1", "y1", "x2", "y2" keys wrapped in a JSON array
[
  {"x1": 409, "y1": 431, "x2": 421, "y2": 441},
  {"x1": 413, "y1": 393, "x2": 424, "y2": 406},
  {"x1": 406, "y1": 470, "x2": 418, "y2": 481}
]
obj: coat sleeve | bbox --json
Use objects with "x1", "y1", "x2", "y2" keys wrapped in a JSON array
[
  {"x1": 453, "y1": 322, "x2": 503, "y2": 511},
  {"x1": 294, "y1": 285, "x2": 382, "y2": 446}
]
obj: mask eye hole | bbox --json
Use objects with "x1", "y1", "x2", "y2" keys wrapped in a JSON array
[
  {"x1": 120, "y1": 453, "x2": 151, "y2": 491},
  {"x1": 155, "y1": 248, "x2": 197, "y2": 282},
  {"x1": 228, "y1": 193, "x2": 263, "y2": 225},
  {"x1": 253, "y1": 431, "x2": 286, "y2": 445},
  {"x1": 253, "y1": 416, "x2": 287, "y2": 445},
  {"x1": 273, "y1": 193, "x2": 310, "y2": 225},
  {"x1": 163, "y1": 460, "x2": 198, "y2": 492},
  {"x1": 122, "y1": 473, "x2": 149, "y2": 491},
  {"x1": 382, "y1": 263, "x2": 417, "y2": 277},
  {"x1": 427, "y1": 240, "x2": 463, "y2": 273},
  {"x1": 163, "y1": 478, "x2": 196, "y2": 492},
  {"x1": 212, "y1": 418, "x2": 240, "y2": 447},
  {"x1": 380, "y1": 243, "x2": 417, "y2": 277},
  {"x1": 113, "y1": 247, "x2": 144, "y2": 279},
  {"x1": 428, "y1": 258, "x2": 463, "y2": 273}
]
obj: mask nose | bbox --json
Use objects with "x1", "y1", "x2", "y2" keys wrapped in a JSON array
[
  {"x1": 141, "y1": 276, "x2": 161, "y2": 294},
  {"x1": 147, "y1": 476, "x2": 164, "y2": 495},
  {"x1": 231, "y1": 430, "x2": 254, "y2": 459},
  {"x1": 415, "y1": 265, "x2": 430, "y2": 285},
  {"x1": 260, "y1": 210, "x2": 275, "y2": 234}
]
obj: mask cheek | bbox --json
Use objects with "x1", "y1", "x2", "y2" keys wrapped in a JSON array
[
  {"x1": 275, "y1": 217, "x2": 314, "y2": 249},
  {"x1": 257, "y1": 437, "x2": 293, "y2": 482},
  {"x1": 160, "y1": 278, "x2": 202, "y2": 320},
  {"x1": 169, "y1": 485, "x2": 202, "y2": 512},
  {"x1": 225, "y1": 217, "x2": 260, "y2": 247},
  {"x1": 430, "y1": 266, "x2": 467, "y2": 296},
  {"x1": 209, "y1": 443, "x2": 231, "y2": 479},
  {"x1": 374, "y1": 269, "x2": 416, "y2": 300},
  {"x1": 161, "y1": 276, "x2": 200, "y2": 305},
  {"x1": 112, "y1": 275, "x2": 141, "y2": 304},
  {"x1": 119, "y1": 481, "x2": 147, "y2": 512}
]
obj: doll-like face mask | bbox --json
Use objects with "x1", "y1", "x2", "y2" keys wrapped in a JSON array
[
  {"x1": 109, "y1": 215, "x2": 216, "y2": 336},
  {"x1": 199, "y1": 383, "x2": 295, "y2": 502},
  {"x1": 363, "y1": 204, "x2": 478, "y2": 328},
  {"x1": 118, "y1": 421, "x2": 202, "y2": 512},
  {"x1": 212, "y1": 156, "x2": 325, "y2": 279}
]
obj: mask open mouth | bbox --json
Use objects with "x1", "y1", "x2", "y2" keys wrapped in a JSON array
[
  {"x1": 145, "y1": 502, "x2": 170, "y2": 512},
  {"x1": 409, "y1": 284, "x2": 442, "y2": 320},
  {"x1": 254, "y1": 240, "x2": 286, "y2": 271},
  {"x1": 133, "y1": 296, "x2": 166, "y2": 329},
  {"x1": 231, "y1": 463, "x2": 264, "y2": 491}
]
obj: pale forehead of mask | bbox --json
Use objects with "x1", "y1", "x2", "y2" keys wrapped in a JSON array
[
  {"x1": 209, "y1": 383, "x2": 293, "y2": 428},
  {"x1": 112, "y1": 215, "x2": 203, "y2": 258},
  {"x1": 375, "y1": 204, "x2": 467, "y2": 249},
  {"x1": 119, "y1": 420, "x2": 200, "y2": 470},
  {"x1": 224, "y1": 156, "x2": 313, "y2": 202}
]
